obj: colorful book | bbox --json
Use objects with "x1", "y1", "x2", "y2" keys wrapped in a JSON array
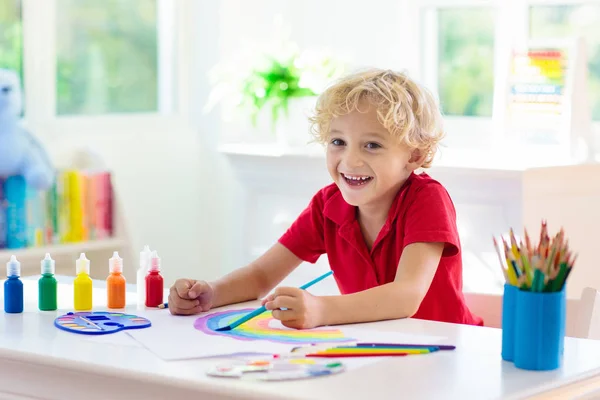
[
  {"x1": 0, "y1": 169, "x2": 114, "y2": 249},
  {"x1": 5, "y1": 175, "x2": 27, "y2": 249},
  {"x1": 0, "y1": 179, "x2": 6, "y2": 249}
]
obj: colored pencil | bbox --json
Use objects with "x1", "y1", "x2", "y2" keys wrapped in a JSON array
[
  {"x1": 314, "y1": 348, "x2": 433, "y2": 355},
  {"x1": 306, "y1": 353, "x2": 409, "y2": 358},
  {"x1": 492, "y1": 236, "x2": 509, "y2": 282},
  {"x1": 493, "y1": 220, "x2": 576, "y2": 292},
  {"x1": 355, "y1": 343, "x2": 456, "y2": 350},
  {"x1": 158, "y1": 303, "x2": 168, "y2": 309},
  {"x1": 215, "y1": 270, "x2": 334, "y2": 331}
]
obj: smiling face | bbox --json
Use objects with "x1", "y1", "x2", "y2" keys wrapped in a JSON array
[{"x1": 326, "y1": 100, "x2": 418, "y2": 211}]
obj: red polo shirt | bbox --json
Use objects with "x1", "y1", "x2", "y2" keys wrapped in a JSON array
[{"x1": 279, "y1": 172, "x2": 483, "y2": 326}]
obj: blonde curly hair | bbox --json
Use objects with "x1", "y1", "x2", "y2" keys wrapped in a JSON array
[{"x1": 309, "y1": 68, "x2": 444, "y2": 168}]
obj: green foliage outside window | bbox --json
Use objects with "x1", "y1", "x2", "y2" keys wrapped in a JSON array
[
  {"x1": 0, "y1": 0, "x2": 23, "y2": 87},
  {"x1": 437, "y1": 8, "x2": 495, "y2": 117},
  {"x1": 56, "y1": 0, "x2": 158, "y2": 115}
]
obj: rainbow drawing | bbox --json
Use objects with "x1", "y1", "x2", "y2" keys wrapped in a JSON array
[{"x1": 194, "y1": 309, "x2": 355, "y2": 344}]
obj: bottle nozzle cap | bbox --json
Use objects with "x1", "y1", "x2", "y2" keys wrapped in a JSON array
[
  {"x1": 109, "y1": 251, "x2": 123, "y2": 274},
  {"x1": 41, "y1": 253, "x2": 55, "y2": 275},
  {"x1": 139, "y1": 245, "x2": 151, "y2": 271},
  {"x1": 76, "y1": 253, "x2": 90, "y2": 275},
  {"x1": 7, "y1": 255, "x2": 20, "y2": 277},
  {"x1": 149, "y1": 250, "x2": 161, "y2": 272}
]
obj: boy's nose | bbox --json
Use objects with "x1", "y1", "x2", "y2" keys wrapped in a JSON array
[{"x1": 343, "y1": 148, "x2": 364, "y2": 168}]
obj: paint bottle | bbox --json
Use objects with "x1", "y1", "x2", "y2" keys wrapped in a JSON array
[
  {"x1": 74, "y1": 253, "x2": 93, "y2": 311},
  {"x1": 145, "y1": 251, "x2": 163, "y2": 307},
  {"x1": 137, "y1": 245, "x2": 151, "y2": 307},
  {"x1": 39, "y1": 253, "x2": 57, "y2": 311},
  {"x1": 4, "y1": 255, "x2": 23, "y2": 313},
  {"x1": 107, "y1": 251, "x2": 126, "y2": 309}
]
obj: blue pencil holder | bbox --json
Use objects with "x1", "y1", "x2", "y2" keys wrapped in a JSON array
[
  {"x1": 501, "y1": 283, "x2": 518, "y2": 361},
  {"x1": 513, "y1": 288, "x2": 566, "y2": 371}
]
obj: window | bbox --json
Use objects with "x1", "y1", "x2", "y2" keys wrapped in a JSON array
[
  {"x1": 0, "y1": 0, "x2": 23, "y2": 81},
  {"x1": 437, "y1": 8, "x2": 495, "y2": 117},
  {"x1": 55, "y1": 0, "x2": 159, "y2": 115},
  {"x1": 530, "y1": 4, "x2": 600, "y2": 120}
]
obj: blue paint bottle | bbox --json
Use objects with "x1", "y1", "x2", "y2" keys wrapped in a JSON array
[{"x1": 4, "y1": 255, "x2": 23, "y2": 313}]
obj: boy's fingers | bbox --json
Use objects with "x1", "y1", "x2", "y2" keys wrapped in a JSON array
[
  {"x1": 266, "y1": 295, "x2": 295, "y2": 311},
  {"x1": 273, "y1": 286, "x2": 300, "y2": 297},
  {"x1": 174, "y1": 280, "x2": 193, "y2": 299},
  {"x1": 261, "y1": 294, "x2": 275, "y2": 305},
  {"x1": 272, "y1": 309, "x2": 295, "y2": 321},
  {"x1": 174, "y1": 299, "x2": 200, "y2": 310},
  {"x1": 188, "y1": 281, "x2": 209, "y2": 299}
]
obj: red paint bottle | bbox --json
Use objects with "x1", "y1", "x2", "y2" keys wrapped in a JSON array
[{"x1": 145, "y1": 251, "x2": 164, "y2": 307}]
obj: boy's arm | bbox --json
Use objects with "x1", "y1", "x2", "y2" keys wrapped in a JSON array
[
  {"x1": 319, "y1": 242, "x2": 443, "y2": 325},
  {"x1": 209, "y1": 243, "x2": 303, "y2": 308}
]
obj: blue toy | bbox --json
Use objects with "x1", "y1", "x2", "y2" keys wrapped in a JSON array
[
  {"x1": 0, "y1": 68, "x2": 54, "y2": 190},
  {"x1": 54, "y1": 311, "x2": 151, "y2": 335}
]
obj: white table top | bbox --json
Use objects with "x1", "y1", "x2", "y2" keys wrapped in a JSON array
[{"x1": 2, "y1": 276, "x2": 600, "y2": 400}]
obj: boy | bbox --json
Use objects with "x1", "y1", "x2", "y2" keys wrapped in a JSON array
[{"x1": 169, "y1": 68, "x2": 483, "y2": 328}]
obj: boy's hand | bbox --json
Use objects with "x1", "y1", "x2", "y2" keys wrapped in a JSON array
[
  {"x1": 168, "y1": 279, "x2": 214, "y2": 316},
  {"x1": 262, "y1": 287, "x2": 324, "y2": 329}
]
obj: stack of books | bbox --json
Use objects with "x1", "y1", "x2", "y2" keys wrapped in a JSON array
[{"x1": 0, "y1": 169, "x2": 113, "y2": 249}]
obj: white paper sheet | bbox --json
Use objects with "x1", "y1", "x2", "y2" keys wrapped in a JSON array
[
  {"x1": 80, "y1": 331, "x2": 144, "y2": 348},
  {"x1": 125, "y1": 308, "x2": 449, "y2": 361}
]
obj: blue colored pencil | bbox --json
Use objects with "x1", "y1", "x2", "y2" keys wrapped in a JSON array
[
  {"x1": 215, "y1": 270, "x2": 333, "y2": 331},
  {"x1": 158, "y1": 302, "x2": 168, "y2": 309}
]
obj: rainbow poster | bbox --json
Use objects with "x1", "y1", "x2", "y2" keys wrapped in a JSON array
[{"x1": 194, "y1": 309, "x2": 355, "y2": 344}]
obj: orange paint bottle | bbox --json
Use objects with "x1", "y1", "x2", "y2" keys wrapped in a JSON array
[{"x1": 107, "y1": 251, "x2": 126, "y2": 309}]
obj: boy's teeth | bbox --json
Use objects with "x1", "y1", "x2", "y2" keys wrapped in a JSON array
[{"x1": 344, "y1": 174, "x2": 371, "y2": 180}]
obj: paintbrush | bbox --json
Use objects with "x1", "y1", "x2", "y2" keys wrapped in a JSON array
[{"x1": 215, "y1": 270, "x2": 334, "y2": 332}]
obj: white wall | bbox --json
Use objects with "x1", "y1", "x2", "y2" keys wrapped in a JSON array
[
  {"x1": 28, "y1": 1, "x2": 239, "y2": 286},
  {"x1": 216, "y1": 0, "x2": 421, "y2": 144}
]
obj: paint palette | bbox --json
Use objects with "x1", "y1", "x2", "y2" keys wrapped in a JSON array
[
  {"x1": 206, "y1": 357, "x2": 345, "y2": 381},
  {"x1": 54, "y1": 311, "x2": 151, "y2": 335}
]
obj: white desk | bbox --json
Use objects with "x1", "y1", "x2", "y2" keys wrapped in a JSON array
[{"x1": 2, "y1": 278, "x2": 600, "y2": 400}]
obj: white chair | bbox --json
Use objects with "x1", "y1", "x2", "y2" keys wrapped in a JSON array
[
  {"x1": 463, "y1": 292, "x2": 503, "y2": 328},
  {"x1": 463, "y1": 290, "x2": 584, "y2": 338},
  {"x1": 574, "y1": 287, "x2": 600, "y2": 340}
]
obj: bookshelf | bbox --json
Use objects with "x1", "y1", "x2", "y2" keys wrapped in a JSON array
[
  {"x1": 0, "y1": 148, "x2": 133, "y2": 279},
  {"x1": 0, "y1": 190, "x2": 131, "y2": 279}
]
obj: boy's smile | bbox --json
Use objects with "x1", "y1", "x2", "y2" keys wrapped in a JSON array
[{"x1": 340, "y1": 173, "x2": 373, "y2": 187}]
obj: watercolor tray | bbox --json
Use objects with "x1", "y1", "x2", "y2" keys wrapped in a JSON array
[{"x1": 54, "y1": 311, "x2": 151, "y2": 335}]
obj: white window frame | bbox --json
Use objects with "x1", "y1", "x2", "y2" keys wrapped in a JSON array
[{"x1": 19, "y1": 0, "x2": 193, "y2": 139}]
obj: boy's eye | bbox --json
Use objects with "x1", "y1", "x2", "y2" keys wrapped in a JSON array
[
  {"x1": 330, "y1": 138, "x2": 345, "y2": 146},
  {"x1": 366, "y1": 142, "x2": 381, "y2": 149}
]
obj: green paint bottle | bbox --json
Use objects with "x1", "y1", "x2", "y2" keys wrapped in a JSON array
[{"x1": 39, "y1": 253, "x2": 57, "y2": 311}]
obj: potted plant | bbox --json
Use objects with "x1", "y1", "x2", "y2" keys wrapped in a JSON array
[{"x1": 206, "y1": 42, "x2": 345, "y2": 147}]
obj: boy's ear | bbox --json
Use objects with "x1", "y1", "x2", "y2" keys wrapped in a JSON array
[{"x1": 407, "y1": 149, "x2": 425, "y2": 169}]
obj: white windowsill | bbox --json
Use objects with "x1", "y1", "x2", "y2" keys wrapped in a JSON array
[{"x1": 218, "y1": 141, "x2": 583, "y2": 173}]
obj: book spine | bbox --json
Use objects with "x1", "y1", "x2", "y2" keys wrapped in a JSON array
[
  {"x1": 0, "y1": 179, "x2": 6, "y2": 249},
  {"x1": 5, "y1": 176, "x2": 27, "y2": 249},
  {"x1": 64, "y1": 170, "x2": 83, "y2": 243},
  {"x1": 95, "y1": 172, "x2": 113, "y2": 239}
]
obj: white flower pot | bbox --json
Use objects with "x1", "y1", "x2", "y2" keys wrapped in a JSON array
[{"x1": 274, "y1": 96, "x2": 317, "y2": 149}]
